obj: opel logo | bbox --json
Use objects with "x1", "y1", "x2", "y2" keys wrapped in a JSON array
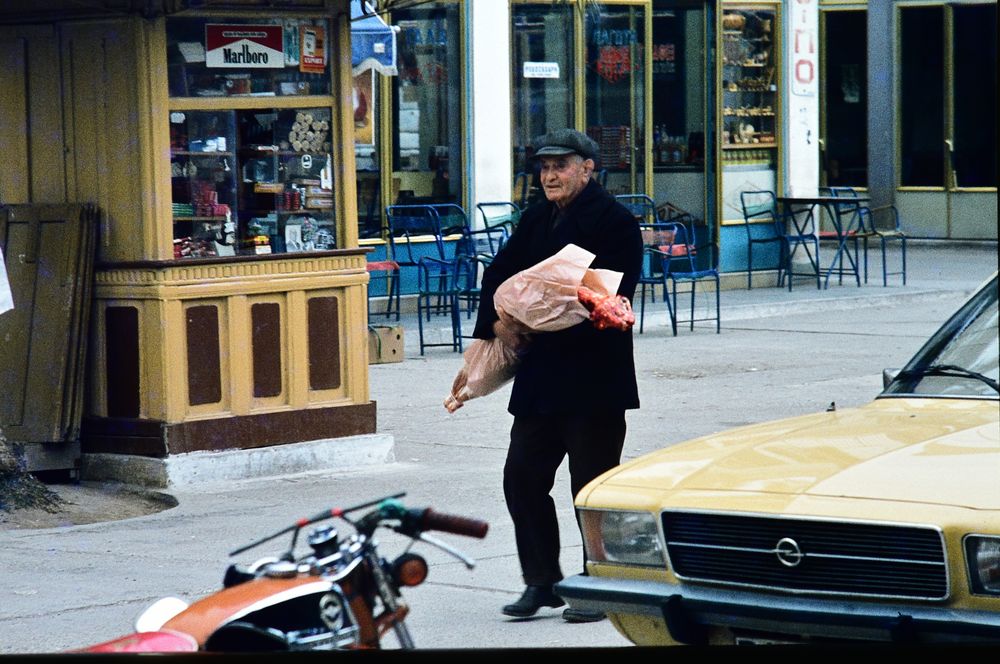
[{"x1": 774, "y1": 537, "x2": 804, "y2": 567}]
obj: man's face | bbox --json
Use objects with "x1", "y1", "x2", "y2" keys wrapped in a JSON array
[{"x1": 538, "y1": 154, "x2": 593, "y2": 208}]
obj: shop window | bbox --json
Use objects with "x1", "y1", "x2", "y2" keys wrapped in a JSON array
[
  {"x1": 899, "y1": 6, "x2": 945, "y2": 187},
  {"x1": 390, "y1": 3, "x2": 463, "y2": 206},
  {"x1": 651, "y1": 1, "x2": 705, "y2": 172},
  {"x1": 167, "y1": 18, "x2": 331, "y2": 97},
  {"x1": 511, "y1": 3, "x2": 576, "y2": 184},
  {"x1": 822, "y1": 10, "x2": 867, "y2": 188},
  {"x1": 170, "y1": 108, "x2": 336, "y2": 257},
  {"x1": 953, "y1": 4, "x2": 997, "y2": 188},
  {"x1": 585, "y1": 5, "x2": 647, "y2": 178},
  {"x1": 166, "y1": 17, "x2": 337, "y2": 258}
]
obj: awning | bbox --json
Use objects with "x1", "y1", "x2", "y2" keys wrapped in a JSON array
[{"x1": 351, "y1": 0, "x2": 398, "y2": 76}]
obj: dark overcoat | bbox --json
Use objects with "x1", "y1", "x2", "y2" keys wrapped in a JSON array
[{"x1": 472, "y1": 179, "x2": 642, "y2": 416}]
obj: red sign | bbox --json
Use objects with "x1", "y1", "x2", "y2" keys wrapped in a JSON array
[{"x1": 205, "y1": 24, "x2": 284, "y2": 69}]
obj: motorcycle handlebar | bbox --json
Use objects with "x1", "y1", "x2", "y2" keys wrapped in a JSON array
[{"x1": 417, "y1": 508, "x2": 489, "y2": 539}]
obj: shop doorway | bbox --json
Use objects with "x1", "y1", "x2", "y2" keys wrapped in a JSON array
[
  {"x1": 896, "y1": 2, "x2": 997, "y2": 239},
  {"x1": 820, "y1": 8, "x2": 866, "y2": 189},
  {"x1": 649, "y1": 0, "x2": 710, "y2": 241}
]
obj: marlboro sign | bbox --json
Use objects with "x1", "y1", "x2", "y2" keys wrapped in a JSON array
[{"x1": 206, "y1": 24, "x2": 284, "y2": 68}]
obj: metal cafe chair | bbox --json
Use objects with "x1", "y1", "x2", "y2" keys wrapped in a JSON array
[
  {"x1": 454, "y1": 224, "x2": 509, "y2": 319},
  {"x1": 818, "y1": 185, "x2": 864, "y2": 287},
  {"x1": 428, "y1": 203, "x2": 470, "y2": 236},
  {"x1": 636, "y1": 221, "x2": 680, "y2": 333},
  {"x1": 416, "y1": 256, "x2": 464, "y2": 355},
  {"x1": 616, "y1": 195, "x2": 661, "y2": 331},
  {"x1": 856, "y1": 199, "x2": 908, "y2": 287},
  {"x1": 646, "y1": 221, "x2": 720, "y2": 335},
  {"x1": 476, "y1": 201, "x2": 521, "y2": 237},
  {"x1": 739, "y1": 190, "x2": 786, "y2": 289},
  {"x1": 384, "y1": 204, "x2": 447, "y2": 320},
  {"x1": 366, "y1": 258, "x2": 400, "y2": 320}
]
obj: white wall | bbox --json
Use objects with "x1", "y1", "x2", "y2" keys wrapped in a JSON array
[{"x1": 466, "y1": 1, "x2": 513, "y2": 219}]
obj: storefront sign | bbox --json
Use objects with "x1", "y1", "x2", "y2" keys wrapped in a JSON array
[
  {"x1": 299, "y1": 25, "x2": 327, "y2": 74},
  {"x1": 786, "y1": 0, "x2": 820, "y2": 197},
  {"x1": 523, "y1": 62, "x2": 560, "y2": 79},
  {"x1": 205, "y1": 25, "x2": 283, "y2": 68},
  {"x1": 791, "y1": 0, "x2": 817, "y2": 97}
]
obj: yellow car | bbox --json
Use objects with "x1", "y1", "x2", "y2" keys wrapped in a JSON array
[{"x1": 556, "y1": 273, "x2": 999, "y2": 645}]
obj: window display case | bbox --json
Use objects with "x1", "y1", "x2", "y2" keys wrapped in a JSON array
[
  {"x1": 719, "y1": 4, "x2": 780, "y2": 225},
  {"x1": 167, "y1": 16, "x2": 338, "y2": 258},
  {"x1": 170, "y1": 108, "x2": 336, "y2": 257},
  {"x1": 720, "y1": 7, "x2": 777, "y2": 159}
]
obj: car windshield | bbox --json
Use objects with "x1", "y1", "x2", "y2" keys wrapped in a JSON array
[{"x1": 882, "y1": 274, "x2": 999, "y2": 399}]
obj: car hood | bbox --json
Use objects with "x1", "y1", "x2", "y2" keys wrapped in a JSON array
[{"x1": 593, "y1": 398, "x2": 1000, "y2": 510}]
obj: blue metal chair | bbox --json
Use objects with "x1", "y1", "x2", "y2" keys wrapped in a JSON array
[
  {"x1": 616, "y1": 194, "x2": 662, "y2": 334},
  {"x1": 739, "y1": 190, "x2": 785, "y2": 289},
  {"x1": 647, "y1": 221, "x2": 720, "y2": 335},
  {"x1": 856, "y1": 200, "x2": 908, "y2": 287},
  {"x1": 416, "y1": 256, "x2": 464, "y2": 355},
  {"x1": 454, "y1": 224, "x2": 509, "y2": 320},
  {"x1": 384, "y1": 204, "x2": 447, "y2": 320},
  {"x1": 429, "y1": 203, "x2": 470, "y2": 236},
  {"x1": 476, "y1": 201, "x2": 521, "y2": 237},
  {"x1": 635, "y1": 222, "x2": 678, "y2": 334},
  {"x1": 818, "y1": 186, "x2": 863, "y2": 287}
]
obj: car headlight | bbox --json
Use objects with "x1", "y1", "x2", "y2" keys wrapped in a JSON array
[
  {"x1": 964, "y1": 535, "x2": 1000, "y2": 596},
  {"x1": 579, "y1": 509, "x2": 666, "y2": 568}
]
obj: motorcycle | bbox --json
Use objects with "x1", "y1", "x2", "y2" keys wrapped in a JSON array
[{"x1": 76, "y1": 493, "x2": 488, "y2": 652}]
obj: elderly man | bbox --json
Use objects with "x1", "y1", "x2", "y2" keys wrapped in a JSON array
[{"x1": 471, "y1": 129, "x2": 642, "y2": 623}]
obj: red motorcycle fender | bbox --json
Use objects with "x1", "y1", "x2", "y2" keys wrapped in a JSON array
[
  {"x1": 75, "y1": 629, "x2": 198, "y2": 653},
  {"x1": 162, "y1": 576, "x2": 334, "y2": 646}
]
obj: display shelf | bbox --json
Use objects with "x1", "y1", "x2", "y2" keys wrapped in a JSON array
[{"x1": 720, "y1": 7, "x2": 777, "y2": 150}]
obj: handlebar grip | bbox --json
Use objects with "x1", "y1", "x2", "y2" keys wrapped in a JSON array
[{"x1": 418, "y1": 508, "x2": 489, "y2": 539}]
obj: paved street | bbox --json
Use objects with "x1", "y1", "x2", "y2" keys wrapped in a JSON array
[{"x1": 0, "y1": 241, "x2": 996, "y2": 653}]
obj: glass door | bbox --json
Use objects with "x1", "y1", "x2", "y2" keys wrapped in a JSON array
[{"x1": 585, "y1": 2, "x2": 650, "y2": 196}]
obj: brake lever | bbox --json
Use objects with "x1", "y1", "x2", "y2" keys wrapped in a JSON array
[{"x1": 415, "y1": 532, "x2": 477, "y2": 570}]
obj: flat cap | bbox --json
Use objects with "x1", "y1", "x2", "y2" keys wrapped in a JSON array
[{"x1": 532, "y1": 128, "x2": 599, "y2": 161}]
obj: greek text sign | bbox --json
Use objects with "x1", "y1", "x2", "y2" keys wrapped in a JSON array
[
  {"x1": 523, "y1": 62, "x2": 560, "y2": 79},
  {"x1": 206, "y1": 25, "x2": 284, "y2": 68}
]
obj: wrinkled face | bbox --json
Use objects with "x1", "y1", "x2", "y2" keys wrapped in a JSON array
[{"x1": 538, "y1": 154, "x2": 594, "y2": 208}]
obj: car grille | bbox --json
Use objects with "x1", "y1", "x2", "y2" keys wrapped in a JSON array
[{"x1": 661, "y1": 511, "x2": 948, "y2": 600}]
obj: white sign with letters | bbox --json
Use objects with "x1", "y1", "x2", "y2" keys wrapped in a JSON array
[{"x1": 523, "y1": 62, "x2": 560, "y2": 79}]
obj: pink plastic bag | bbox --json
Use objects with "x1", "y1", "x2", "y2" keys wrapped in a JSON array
[{"x1": 443, "y1": 244, "x2": 625, "y2": 412}]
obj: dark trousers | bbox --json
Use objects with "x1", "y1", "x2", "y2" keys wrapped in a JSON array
[{"x1": 503, "y1": 413, "x2": 626, "y2": 587}]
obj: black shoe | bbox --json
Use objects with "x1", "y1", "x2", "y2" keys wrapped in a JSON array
[
  {"x1": 502, "y1": 585, "x2": 565, "y2": 617},
  {"x1": 562, "y1": 607, "x2": 606, "y2": 623}
]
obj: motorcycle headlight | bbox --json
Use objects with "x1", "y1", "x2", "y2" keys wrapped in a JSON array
[
  {"x1": 964, "y1": 535, "x2": 1000, "y2": 596},
  {"x1": 579, "y1": 509, "x2": 666, "y2": 568}
]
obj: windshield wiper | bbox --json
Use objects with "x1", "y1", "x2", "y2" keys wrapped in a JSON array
[{"x1": 896, "y1": 363, "x2": 1000, "y2": 393}]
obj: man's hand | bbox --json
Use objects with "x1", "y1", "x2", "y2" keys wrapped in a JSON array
[{"x1": 493, "y1": 307, "x2": 532, "y2": 352}]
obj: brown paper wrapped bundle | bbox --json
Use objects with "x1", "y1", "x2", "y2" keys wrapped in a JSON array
[{"x1": 444, "y1": 244, "x2": 628, "y2": 412}]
